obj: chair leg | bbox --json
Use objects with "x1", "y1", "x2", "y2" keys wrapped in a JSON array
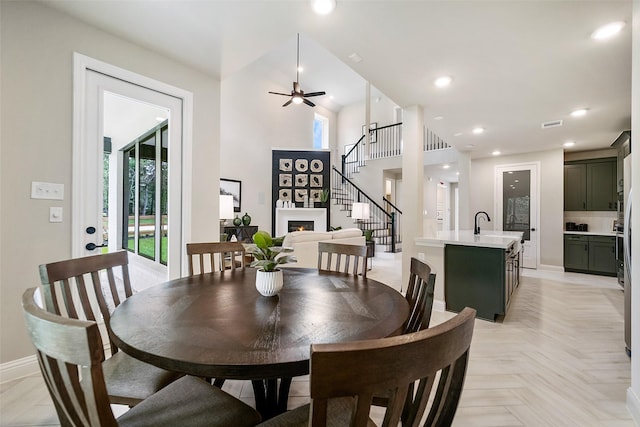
[{"x1": 213, "y1": 378, "x2": 226, "y2": 388}]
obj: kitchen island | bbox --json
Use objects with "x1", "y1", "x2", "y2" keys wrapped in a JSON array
[{"x1": 416, "y1": 230, "x2": 523, "y2": 321}]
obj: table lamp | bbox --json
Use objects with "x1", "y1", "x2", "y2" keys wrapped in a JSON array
[
  {"x1": 219, "y1": 195, "x2": 234, "y2": 238},
  {"x1": 351, "y1": 202, "x2": 370, "y2": 221}
]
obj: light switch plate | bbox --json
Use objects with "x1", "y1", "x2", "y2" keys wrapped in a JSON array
[
  {"x1": 49, "y1": 207, "x2": 63, "y2": 223},
  {"x1": 32, "y1": 182, "x2": 64, "y2": 200}
]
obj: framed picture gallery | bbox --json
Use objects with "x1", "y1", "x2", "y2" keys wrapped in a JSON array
[{"x1": 220, "y1": 178, "x2": 241, "y2": 212}]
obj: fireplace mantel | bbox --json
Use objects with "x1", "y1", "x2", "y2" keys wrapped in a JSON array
[{"x1": 275, "y1": 208, "x2": 327, "y2": 237}]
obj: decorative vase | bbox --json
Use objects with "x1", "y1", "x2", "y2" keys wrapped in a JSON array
[
  {"x1": 233, "y1": 216, "x2": 242, "y2": 226},
  {"x1": 255, "y1": 269, "x2": 283, "y2": 297},
  {"x1": 242, "y1": 212, "x2": 252, "y2": 226}
]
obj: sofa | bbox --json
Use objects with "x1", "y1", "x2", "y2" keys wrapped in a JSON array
[{"x1": 280, "y1": 228, "x2": 365, "y2": 268}]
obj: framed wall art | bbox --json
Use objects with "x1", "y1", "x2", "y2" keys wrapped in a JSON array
[{"x1": 220, "y1": 178, "x2": 241, "y2": 212}]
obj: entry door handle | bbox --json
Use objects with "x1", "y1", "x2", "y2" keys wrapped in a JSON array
[{"x1": 85, "y1": 242, "x2": 107, "y2": 251}]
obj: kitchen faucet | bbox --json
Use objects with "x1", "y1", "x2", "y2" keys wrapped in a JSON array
[{"x1": 474, "y1": 211, "x2": 491, "y2": 235}]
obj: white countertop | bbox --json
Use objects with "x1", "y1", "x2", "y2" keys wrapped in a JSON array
[
  {"x1": 564, "y1": 231, "x2": 617, "y2": 236},
  {"x1": 415, "y1": 230, "x2": 524, "y2": 249}
]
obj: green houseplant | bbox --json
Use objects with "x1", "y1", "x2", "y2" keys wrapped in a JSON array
[{"x1": 249, "y1": 230, "x2": 296, "y2": 296}]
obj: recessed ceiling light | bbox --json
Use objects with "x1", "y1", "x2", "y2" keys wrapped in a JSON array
[
  {"x1": 329, "y1": 95, "x2": 335, "y2": 100},
  {"x1": 492, "y1": 150, "x2": 501, "y2": 156},
  {"x1": 456, "y1": 172, "x2": 460, "y2": 176},
  {"x1": 311, "y1": 0, "x2": 336, "y2": 15},
  {"x1": 564, "y1": 141, "x2": 576, "y2": 147},
  {"x1": 454, "y1": 132, "x2": 464, "y2": 137},
  {"x1": 473, "y1": 127, "x2": 484, "y2": 135},
  {"x1": 571, "y1": 109, "x2": 588, "y2": 117},
  {"x1": 434, "y1": 76, "x2": 453, "y2": 87},
  {"x1": 434, "y1": 116, "x2": 444, "y2": 120},
  {"x1": 591, "y1": 21, "x2": 625, "y2": 40},
  {"x1": 297, "y1": 66, "x2": 304, "y2": 73},
  {"x1": 443, "y1": 164, "x2": 450, "y2": 169}
]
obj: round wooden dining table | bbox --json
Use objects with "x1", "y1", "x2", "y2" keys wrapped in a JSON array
[{"x1": 109, "y1": 267, "x2": 409, "y2": 419}]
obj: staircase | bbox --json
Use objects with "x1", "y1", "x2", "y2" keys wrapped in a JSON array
[
  {"x1": 331, "y1": 167, "x2": 402, "y2": 253},
  {"x1": 333, "y1": 122, "x2": 452, "y2": 253}
]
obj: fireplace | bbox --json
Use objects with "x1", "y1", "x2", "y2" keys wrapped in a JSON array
[
  {"x1": 275, "y1": 208, "x2": 327, "y2": 236},
  {"x1": 288, "y1": 220, "x2": 315, "y2": 232}
]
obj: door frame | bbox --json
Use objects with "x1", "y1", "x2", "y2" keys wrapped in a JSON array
[
  {"x1": 494, "y1": 162, "x2": 540, "y2": 269},
  {"x1": 72, "y1": 53, "x2": 193, "y2": 278}
]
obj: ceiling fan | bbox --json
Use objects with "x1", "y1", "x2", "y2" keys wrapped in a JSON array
[{"x1": 268, "y1": 34, "x2": 326, "y2": 107}]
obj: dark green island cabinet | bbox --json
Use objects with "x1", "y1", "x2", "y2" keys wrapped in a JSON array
[{"x1": 444, "y1": 244, "x2": 519, "y2": 322}]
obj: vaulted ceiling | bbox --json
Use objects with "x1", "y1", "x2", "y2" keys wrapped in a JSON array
[{"x1": 41, "y1": 0, "x2": 632, "y2": 159}]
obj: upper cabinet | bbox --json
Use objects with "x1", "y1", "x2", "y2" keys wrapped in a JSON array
[{"x1": 564, "y1": 158, "x2": 617, "y2": 211}]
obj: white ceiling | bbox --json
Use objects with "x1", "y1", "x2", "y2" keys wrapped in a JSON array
[{"x1": 41, "y1": 0, "x2": 632, "y2": 159}]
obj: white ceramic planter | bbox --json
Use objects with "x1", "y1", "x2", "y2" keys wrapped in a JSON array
[{"x1": 255, "y1": 269, "x2": 283, "y2": 297}]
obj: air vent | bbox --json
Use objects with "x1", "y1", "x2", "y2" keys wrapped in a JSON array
[{"x1": 541, "y1": 120, "x2": 563, "y2": 129}]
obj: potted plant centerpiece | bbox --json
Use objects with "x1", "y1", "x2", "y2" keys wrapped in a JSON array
[{"x1": 249, "y1": 230, "x2": 296, "y2": 296}]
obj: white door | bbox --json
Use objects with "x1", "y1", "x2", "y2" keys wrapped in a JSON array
[
  {"x1": 495, "y1": 163, "x2": 539, "y2": 269},
  {"x1": 73, "y1": 54, "x2": 192, "y2": 281}
]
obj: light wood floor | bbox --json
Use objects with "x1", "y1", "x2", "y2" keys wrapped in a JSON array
[{"x1": 0, "y1": 253, "x2": 634, "y2": 426}]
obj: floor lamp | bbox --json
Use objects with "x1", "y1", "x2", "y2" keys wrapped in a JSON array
[{"x1": 219, "y1": 195, "x2": 234, "y2": 241}]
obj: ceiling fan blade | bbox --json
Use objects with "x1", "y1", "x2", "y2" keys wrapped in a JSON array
[
  {"x1": 293, "y1": 81, "x2": 300, "y2": 93},
  {"x1": 303, "y1": 98, "x2": 316, "y2": 107},
  {"x1": 282, "y1": 99, "x2": 293, "y2": 107},
  {"x1": 303, "y1": 91, "x2": 326, "y2": 97},
  {"x1": 269, "y1": 91, "x2": 291, "y2": 96}
]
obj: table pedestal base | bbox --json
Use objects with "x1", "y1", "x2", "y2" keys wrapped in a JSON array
[{"x1": 251, "y1": 377, "x2": 293, "y2": 420}]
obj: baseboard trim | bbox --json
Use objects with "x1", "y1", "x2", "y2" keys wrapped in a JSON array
[
  {"x1": 627, "y1": 387, "x2": 640, "y2": 424},
  {"x1": 537, "y1": 264, "x2": 565, "y2": 272},
  {"x1": 0, "y1": 354, "x2": 39, "y2": 384}
]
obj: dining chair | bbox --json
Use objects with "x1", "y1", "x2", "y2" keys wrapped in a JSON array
[
  {"x1": 186, "y1": 241, "x2": 246, "y2": 275},
  {"x1": 257, "y1": 307, "x2": 476, "y2": 427},
  {"x1": 38, "y1": 250, "x2": 182, "y2": 407},
  {"x1": 403, "y1": 257, "x2": 436, "y2": 334},
  {"x1": 21, "y1": 287, "x2": 262, "y2": 427},
  {"x1": 317, "y1": 242, "x2": 368, "y2": 277},
  {"x1": 371, "y1": 257, "x2": 437, "y2": 417}
]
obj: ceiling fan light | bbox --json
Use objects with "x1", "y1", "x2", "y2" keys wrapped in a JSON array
[
  {"x1": 292, "y1": 95, "x2": 304, "y2": 104},
  {"x1": 311, "y1": 0, "x2": 336, "y2": 15}
]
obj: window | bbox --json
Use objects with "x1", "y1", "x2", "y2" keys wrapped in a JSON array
[
  {"x1": 122, "y1": 122, "x2": 169, "y2": 265},
  {"x1": 313, "y1": 113, "x2": 329, "y2": 149}
]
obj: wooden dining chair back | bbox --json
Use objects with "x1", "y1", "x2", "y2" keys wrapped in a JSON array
[
  {"x1": 317, "y1": 242, "x2": 368, "y2": 277},
  {"x1": 22, "y1": 286, "x2": 119, "y2": 427},
  {"x1": 403, "y1": 257, "x2": 437, "y2": 334},
  {"x1": 186, "y1": 241, "x2": 246, "y2": 275},
  {"x1": 38, "y1": 250, "x2": 132, "y2": 351},
  {"x1": 307, "y1": 307, "x2": 476, "y2": 427},
  {"x1": 38, "y1": 251, "x2": 182, "y2": 407},
  {"x1": 22, "y1": 287, "x2": 262, "y2": 427}
]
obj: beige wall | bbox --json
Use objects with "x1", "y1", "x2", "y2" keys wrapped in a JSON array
[
  {"x1": 0, "y1": 1, "x2": 220, "y2": 362},
  {"x1": 470, "y1": 149, "x2": 565, "y2": 269}
]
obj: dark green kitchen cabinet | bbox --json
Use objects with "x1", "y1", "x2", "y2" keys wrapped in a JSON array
[
  {"x1": 564, "y1": 234, "x2": 589, "y2": 271},
  {"x1": 564, "y1": 158, "x2": 616, "y2": 211},
  {"x1": 588, "y1": 236, "x2": 616, "y2": 275},
  {"x1": 564, "y1": 164, "x2": 587, "y2": 211},
  {"x1": 586, "y1": 161, "x2": 617, "y2": 210},
  {"x1": 564, "y1": 234, "x2": 616, "y2": 276}
]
